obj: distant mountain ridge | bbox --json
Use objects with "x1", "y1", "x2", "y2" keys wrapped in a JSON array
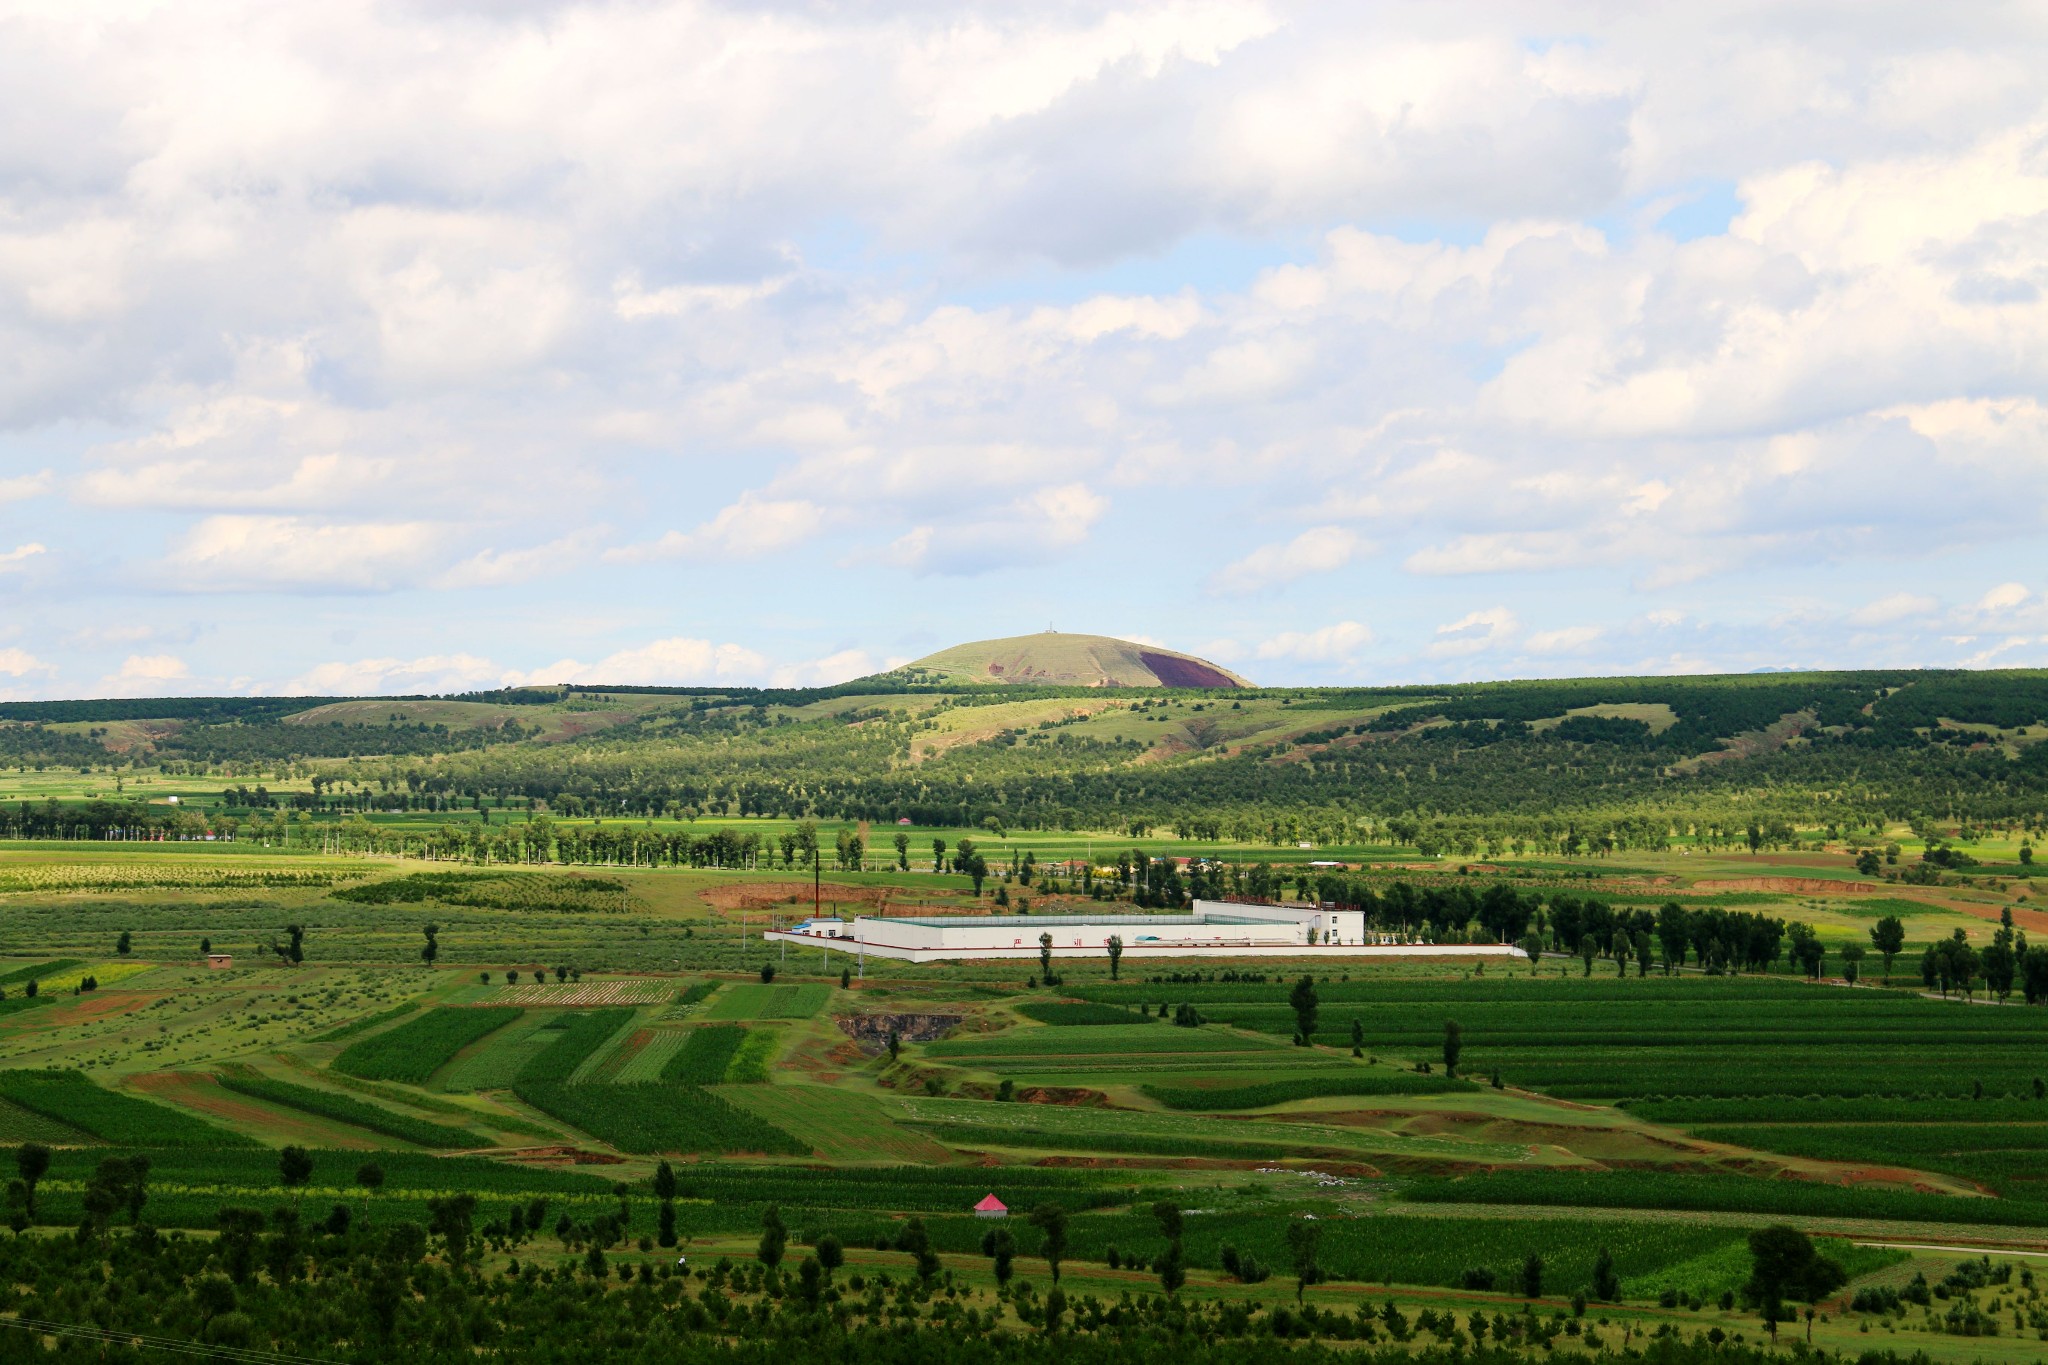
[{"x1": 888, "y1": 632, "x2": 1251, "y2": 689}]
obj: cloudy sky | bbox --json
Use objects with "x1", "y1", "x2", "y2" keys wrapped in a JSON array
[{"x1": 1, "y1": 1, "x2": 2045, "y2": 697}]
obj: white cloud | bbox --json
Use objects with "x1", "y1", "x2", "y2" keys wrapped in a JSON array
[
  {"x1": 1255, "y1": 621, "x2": 1373, "y2": 663},
  {"x1": 1977, "y1": 582, "x2": 2030, "y2": 613},
  {"x1": 162, "y1": 516, "x2": 440, "y2": 593},
  {"x1": 284, "y1": 655, "x2": 504, "y2": 697},
  {"x1": 97, "y1": 654, "x2": 192, "y2": 695},
  {"x1": 0, "y1": 544, "x2": 47, "y2": 573},
  {"x1": 0, "y1": 648, "x2": 54, "y2": 678},
  {"x1": 1210, "y1": 527, "x2": 1363, "y2": 595},
  {"x1": 881, "y1": 483, "x2": 1107, "y2": 576},
  {"x1": 504, "y1": 637, "x2": 771, "y2": 688},
  {"x1": 1427, "y1": 607, "x2": 1520, "y2": 659},
  {"x1": 1525, "y1": 625, "x2": 1604, "y2": 654},
  {"x1": 0, "y1": 5, "x2": 2041, "y2": 686},
  {"x1": 0, "y1": 471, "x2": 53, "y2": 504},
  {"x1": 607, "y1": 496, "x2": 828, "y2": 564},
  {"x1": 436, "y1": 531, "x2": 606, "y2": 590},
  {"x1": 1849, "y1": 592, "x2": 1940, "y2": 626},
  {"x1": 768, "y1": 649, "x2": 905, "y2": 689}
]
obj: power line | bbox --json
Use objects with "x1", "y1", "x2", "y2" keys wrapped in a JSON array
[{"x1": 0, "y1": 1315, "x2": 341, "y2": 1364}]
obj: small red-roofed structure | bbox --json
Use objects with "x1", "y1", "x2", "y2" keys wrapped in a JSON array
[{"x1": 973, "y1": 1194, "x2": 1008, "y2": 1218}]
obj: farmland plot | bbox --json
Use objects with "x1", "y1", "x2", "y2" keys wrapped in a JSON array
[
  {"x1": 611, "y1": 1029, "x2": 689, "y2": 1082},
  {"x1": 0, "y1": 1069, "x2": 252, "y2": 1147},
  {"x1": 895, "y1": 1096, "x2": 1527, "y2": 1165},
  {"x1": 475, "y1": 979, "x2": 671, "y2": 1007},
  {"x1": 713, "y1": 1085, "x2": 952, "y2": 1163},
  {"x1": 704, "y1": 983, "x2": 832, "y2": 1021},
  {"x1": 332, "y1": 1007, "x2": 521, "y2": 1085}
]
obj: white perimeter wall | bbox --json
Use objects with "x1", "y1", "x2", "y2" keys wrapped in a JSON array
[{"x1": 762, "y1": 926, "x2": 1522, "y2": 963}]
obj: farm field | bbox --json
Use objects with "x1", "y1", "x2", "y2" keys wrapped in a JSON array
[{"x1": 0, "y1": 747, "x2": 2044, "y2": 1362}]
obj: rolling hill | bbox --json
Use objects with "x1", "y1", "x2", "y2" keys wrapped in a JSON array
[{"x1": 889, "y1": 632, "x2": 1251, "y2": 688}]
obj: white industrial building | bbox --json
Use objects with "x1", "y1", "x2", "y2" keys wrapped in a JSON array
[{"x1": 761, "y1": 899, "x2": 1520, "y2": 962}]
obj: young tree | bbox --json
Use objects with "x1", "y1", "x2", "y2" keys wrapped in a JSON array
[
  {"x1": 1288, "y1": 974, "x2": 1319, "y2": 1044},
  {"x1": 1028, "y1": 1202, "x2": 1068, "y2": 1282},
  {"x1": 839, "y1": 967, "x2": 851, "y2": 989},
  {"x1": 1744, "y1": 1225, "x2": 1845, "y2": 1344},
  {"x1": 15, "y1": 1143, "x2": 50, "y2": 1222},
  {"x1": 1870, "y1": 915, "x2": 1906, "y2": 983},
  {"x1": 1578, "y1": 936, "x2": 1598, "y2": 977},
  {"x1": 1442, "y1": 1020, "x2": 1463, "y2": 1077},
  {"x1": 1285, "y1": 1219, "x2": 1322, "y2": 1303},
  {"x1": 931, "y1": 838, "x2": 947, "y2": 873},
  {"x1": 1038, "y1": 932, "x2": 1053, "y2": 984},
  {"x1": 1519, "y1": 931, "x2": 1545, "y2": 974},
  {"x1": 893, "y1": 831, "x2": 910, "y2": 871},
  {"x1": 759, "y1": 961, "x2": 777, "y2": 984},
  {"x1": 1839, "y1": 943, "x2": 1866, "y2": 986},
  {"x1": 278, "y1": 1146, "x2": 314, "y2": 1194},
  {"x1": 200, "y1": 936, "x2": 211, "y2": 957},
  {"x1": 1590, "y1": 1246, "x2": 1619, "y2": 1301},
  {"x1": 1349, "y1": 1017, "x2": 1365, "y2": 1054},
  {"x1": 653, "y1": 1160, "x2": 678, "y2": 1247},
  {"x1": 757, "y1": 1205, "x2": 787, "y2": 1268},
  {"x1": 354, "y1": 1160, "x2": 384, "y2": 1217},
  {"x1": 426, "y1": 1193, "x2": 477, "y2": 1267},
  {"x1": 1105, "y1": 934, "x2": 1124, "y2": 981},
  {"x1": 981, "y1": 1226, "x2": 1016, "y2": 1285},
  {"x1": 1519, "y1": 1253, "x2": 1544, "y2": 1299},
  {"x1": 115, "y1": 930, "x2": 132, "y2": 957},
  {"x1": 420, "y1": 923, "x2": 439, "y2": 967}
]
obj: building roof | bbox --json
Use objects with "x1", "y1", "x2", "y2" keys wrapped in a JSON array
[
  {"x1": 879, "y1": 912, "x2": 1281, "y2": 930},
  {"x1": 973, "y1": 1194, "x2": 1007, "y2": 1212}
]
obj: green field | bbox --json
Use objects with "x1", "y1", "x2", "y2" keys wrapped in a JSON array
[{"x1": 0, "y1": 753, "x2": 2039, "y2": 1358}]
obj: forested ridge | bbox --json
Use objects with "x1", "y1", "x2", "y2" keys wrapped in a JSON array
[{"x1": 6, "y1": 670, "x2": 2048, "y2": 841}]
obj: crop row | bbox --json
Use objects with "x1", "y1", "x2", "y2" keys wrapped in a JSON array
[
  {"x1": 1077, "y1": 977, "x2": 1846, "y2": 1006},
  {"x1": 0, "y1": 1070, "x2": 252, "y2": 1148},
  {"x1": 0, "y1": 863, "x2": 357, "y2": 893},
  {"x1": 612, "y1": 1029, "x2": 688, "y2": 1083},
  {"x1": 1145, "y1": 1072, "x2": 1475, "y2": 1110},
  {"x1": 894, "y1": 1096, "x2": 1516, "y2": 1162},
  {"x1": 331, "y1": 1007, "x2": 521, "y2": 1084},
  {"x1": 488, "y1": 979, "x2": 671, "y2": 1007},
  {"x1": 512, "y1": 1080, "x2": 807, "y2": 1155},
  {"x1": 1690, "y1": 1122, "x2": 2048, "y2": 1202},
  {"x1": 214, "y1": 1071, "x2": 482, "y2": 1149},
  {"x1": 518, "y1": 1008, "x2": 636, "y2": 1083},
  {"x1": 330, "y1": 870, "x2": 628, "y2": 914},
  {"x1": 660, "y1": 1026, "x2": 746, "y2": 1084},
  {"x1": 925, "y1": 1024, "x2": 1282, "y2": 1058},
  {"x1": 912, "y1": 1120, "x2": 1318, "y2": 1162},
  {"x1": 1015, "y1": 1002, "x2": 1156, "y2": 1027},
  {"x1": 1403, "y1": 1170, "x2": 2048, "y2": 1227},
  {"x1": 703, "y1": 982, "x2": 831, "y2": 1021},
  {"x1": 1481, "y1": 1050, "x2": 2048, "y2": 1100},
  {"x1": 307, "y1": 1002, "x2": 419, "y2": 1045},
  {"x1": 1627, "y1": 1095, "x2": 2048, "y2": 1124},
  {"x1": 0, "y1": 958, "x2": 81, "y2": 987}
]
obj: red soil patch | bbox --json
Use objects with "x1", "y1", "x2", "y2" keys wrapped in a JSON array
[
  {"x1": 4, "y1": 991, "x2": 157, "y2": 1033},
  {"x1": 702, "y1": 880, "x2": 891, "y2": 912},
  {"x1": 1691, "y1": 877, "x2": 1864, "y2": 894},
  {"x1": 499, "y1": 1145, "x2": 627, "y2": 1167},
  {"x1": 1138, "y1": 651, "x2": 1238, "y2": 689},
  {"x1": 129, "y1": 1072, "x2": 381, "y2": 1150}
]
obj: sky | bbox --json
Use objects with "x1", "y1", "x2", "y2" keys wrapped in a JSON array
[{"x1": 1, "y1": 0, "x2": 2046, "y2": 698}]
